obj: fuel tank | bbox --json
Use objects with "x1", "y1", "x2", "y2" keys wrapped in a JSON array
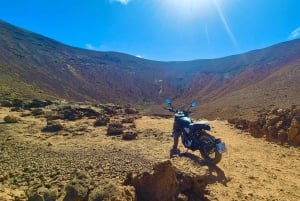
[{"x1": 175, "y1": 116, "x2": 192, "y2": 128}]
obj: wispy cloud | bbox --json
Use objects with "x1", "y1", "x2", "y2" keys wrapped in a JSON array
[
  {"x1": 288, "y1": 27, "x2": 300, "y2": 40},
  {"x1": 109, "y1": 0, "x2": 131, "y2": 5},
  {"x1": 85, "y1": 43, "x2": 103, "y2": 51}
]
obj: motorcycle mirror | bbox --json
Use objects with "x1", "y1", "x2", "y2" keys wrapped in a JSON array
[
  {"x1": 165, "y1": 99, "x2": 172, "y2": 105},
  {"x1": 191, "y1": 101, "x2": 198, "y2": 107}
]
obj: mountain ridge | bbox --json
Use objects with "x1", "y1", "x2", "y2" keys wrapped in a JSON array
[{"x1": 1, "y1": 20, "x2": 300, "y2": 119}]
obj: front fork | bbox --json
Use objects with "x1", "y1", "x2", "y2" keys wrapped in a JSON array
[{"x1": 172, "y1": 132, "x2": 181, "y2": 149}]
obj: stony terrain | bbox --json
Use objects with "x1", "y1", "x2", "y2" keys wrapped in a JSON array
[{"x1": 0, "y1": 101, "x2": 299, "y2": 201}]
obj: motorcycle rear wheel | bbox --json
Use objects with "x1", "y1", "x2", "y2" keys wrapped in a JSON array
[{"x1": 199, "y1": 133, "x2": 222, "y2": 164}]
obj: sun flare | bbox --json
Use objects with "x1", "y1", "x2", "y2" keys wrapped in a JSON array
[{"x1": 161, "y1": 0, "x2": 215, "y2": 21}]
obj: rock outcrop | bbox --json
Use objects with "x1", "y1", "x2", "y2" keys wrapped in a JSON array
[
  {"x1": 94, "y1": 115, "x2": 110, "y2": 127},
  {"x1": 288, "y1": 115, "x2": 300, "y2": 145},
  {"x1": 62, "y1": 170, "x2": 92, "y2": 201},
  {"x1": 125, "y1": 160, "x2": 208, "y2": 201},
  {"x1": 27, "y1": 187, "x2": 57, "y2": 201},
  {"x1": 88, "y1": 180, "x2": 136, "y2": 201},
  {"x1": 107, "y1": 122, "x2": 124, "y2": 135},
  {"x1": 228, "y1": 106, "x2": 300, "y2": 146},
  {"x1": 42, "y1": 120, "x2": 64, "y2": 133},
  {"x1": 122, "y1": 130, "x2": 138, "y2": 140}
]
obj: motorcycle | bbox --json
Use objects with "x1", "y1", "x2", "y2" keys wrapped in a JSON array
[{"x1": 164, "y1": 99, "x2": 227, "y2": 164}]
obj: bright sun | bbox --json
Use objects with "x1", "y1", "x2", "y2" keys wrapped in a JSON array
[{"x1": 161, "y1": 0, "x2": 215, "y2": 21}]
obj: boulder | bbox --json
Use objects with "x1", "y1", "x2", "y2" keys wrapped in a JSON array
[
  {"x1": 62, "y1": 106, "x2": 83, "y2": 121},
  {"x1": 248, "y1": 118, "x2": 265, "y2": 138},
  {"x1": 125, "y1": 160, "x2": 178, "y2": 201},
  {"x1": 28, "y1": 187, "x2": 57, "y2": 201},
  {"x1": 107, "y1": 122, "x2": 124, "y2": 135},
  {"x1": 227, "y1": 118, "x2": 237, "y2": 125},
  {"x1": 62, "y1": 170, "x2": 92, "y2": 201},
  {"x1": 4, "y1": 115, "x2": 20, "y2": 123},
  {"x1": 42, "y1": 120, "x2": 63, "y2": 132},
  {"x1": 24, "y1": 99, "x2": 53, "y2": 109},
  {"x1": 122, "y1": 130, "x2": 137, "y2": 140},
  {"x1": 176, "y1": 170, "x2": 208, "y2": 199},
  {"x1": 58, "y1": 106, "x2": 100, "y2": 121},
  {"x1": 270, "y1": 107, "x2": 280, "y2": 115},
  {"x1": 0, "y1": 100, "x2": 12, "y2": 107},
  {"x1": 124, "y1": 108, "x2": 138, "y2": 114},
  {"x1": 121, "y1": 117, "x2": 135, "y2": 124},
  {"x1": 94, "y1": 116, "x2": 110, "y2": 127},
  {"x1": 278, "y1": 129, "x2": 288, "y2": 144},
  {"x1": 266, "y1": 114, "x2": 280, "y2": 126},
  {"x1": 291, "y1": 108, "x2": 300, "y2": 116},
  {"x1": 103, "y1": 105, "x2": 118, "y2": 115},
  {"x1": 275, "y1": 120, "x2": 284, "y2": 130},
  {"x1": 265, "y1": 126, "x2": 278, "y2": 141},
  {"x1": 287, "y1": 116, "x2": 300, "y2": 145},
  {"x1": 76, "y1": 108, "x2": 100, "y2": 118},
  {"x1": 12, "y1": 99, "x2": 24, "y2": 107},
  {"x1": 10, "y1": 107, "x2": 23, "y2": 112},
  {"x1": 31, "y1": 108, "x2": 44, "y2": 116},
  {"x1": 125, "y1": 160, "x2": 208, "y2": 201},
  {"x1": 45, "y1": 112, "x2": 62, "y2": 121},
  {"x1": 88, "y1": 180, "x2": 136, "y2": 201},
  {"x1": 235, "y1": 119, "x2": 249, "y2": 130},
  {"x1": 228, "y1": 118, "x2": 249, "y2": 130}
]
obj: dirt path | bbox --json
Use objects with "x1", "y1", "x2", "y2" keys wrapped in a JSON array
[
  {"x1": 206, "y1": 120, "x2": 300, "y2": 201},
  {"x1": 0, "y1": 107, "x2": 299, "y2": 201},
  {"x1": 134, "y1": 117, "x2": 300, "y2": 201}
]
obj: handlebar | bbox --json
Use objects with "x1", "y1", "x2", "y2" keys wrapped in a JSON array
[
  {"x1": 164, "y1": 107, "x2": 176, "y2": 113},
  {"x1": 164, "y1": 107, "x2": 191, "y2": 115},
  {"x1": 164, "y1": 99, "x2": 197, "y2": 116}
]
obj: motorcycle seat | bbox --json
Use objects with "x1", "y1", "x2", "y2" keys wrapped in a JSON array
[{"x1": 189, "y1": 121, "x2": 211, "y2": 131}]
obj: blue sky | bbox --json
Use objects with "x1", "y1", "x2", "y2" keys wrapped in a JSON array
[{"x1": 1, "y1": 0, "x2": 300, "y2": 61}]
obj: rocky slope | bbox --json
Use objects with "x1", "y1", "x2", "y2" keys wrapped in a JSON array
[
  {"x1": 1, "y1": 20, "x2": 300, "y2": 120},
  {"x1": 195, "y1": 59, "x2": 300, "y2": 120}
]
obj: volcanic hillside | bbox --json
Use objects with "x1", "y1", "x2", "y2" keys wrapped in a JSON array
[{"x1": 1, "y1": 20, "x2": 300, "y2": 119}]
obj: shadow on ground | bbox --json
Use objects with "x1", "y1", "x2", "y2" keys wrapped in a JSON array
[{"x1": 180, "y1": 151, "x2": 229, "y2": 186}]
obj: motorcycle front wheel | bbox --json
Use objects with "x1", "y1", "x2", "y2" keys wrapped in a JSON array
[{"x1": 199, "y1": 133, "x2": 222, "y2": 165}]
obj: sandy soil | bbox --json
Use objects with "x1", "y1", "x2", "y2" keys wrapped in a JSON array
[
  {"x1": 0, "y1": 108, "x2": 299, "y2": 201},
  {"x1": 206, "y1": 120, "x2": 300, "y2": 201},
  {"x1": 134, "y1": 117, "x2": 300, "y2": 201}
]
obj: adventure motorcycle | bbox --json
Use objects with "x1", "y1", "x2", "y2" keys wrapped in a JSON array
[{"x1": 165, "y1": 99, "x2": 227, "y2": 164}]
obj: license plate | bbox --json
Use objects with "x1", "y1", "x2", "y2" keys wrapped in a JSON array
[{"x1": 216, "y1": 142, "x2": 227, "y2": 154}]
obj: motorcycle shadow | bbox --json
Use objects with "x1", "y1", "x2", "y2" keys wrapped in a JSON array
[{"x1": 179, "y1": 152, "x2": 228, "y2": 186}]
